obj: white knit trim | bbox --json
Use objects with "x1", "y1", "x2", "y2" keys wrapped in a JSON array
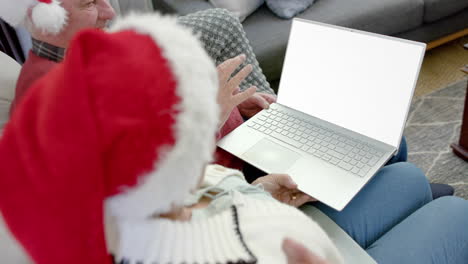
[
  {"x1": 105, "y1": 13, "x2": 220, "y2": 220},
  {"x1": 201, "y1": 165, "x2": 245, "y2": 188},
  {"x1": 114, "y1": 208, "x2": 252, "y2": 263},
  {"x1": 112, "y1": 192, "x2": 343, "y2": 264},
  {"x1": 234, "y1": 192, "x2": 344, "y2": 264},
  {"x1": 31, "y1": 0, "x2": 67, "y2": 34},
  {"x1": 0, "y1": 0, "x2": 34, "y2": 26}
]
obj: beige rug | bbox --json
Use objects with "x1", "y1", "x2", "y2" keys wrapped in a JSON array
[{"x1": 415, "y1": 36, "x2": 468, "y2": 97}]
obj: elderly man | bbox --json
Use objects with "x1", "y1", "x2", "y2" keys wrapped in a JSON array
[
  {"x1": 11, "y1": 0, "x2": 115, "y2": 110},
  {"x1": 0, "y1": 0, "x2": 454, "y2": 255},
  {"x1": 8, "y1": 0, "x2": 277, "y2": 172},
  {"x1": 7, "y1": 0, "x2": 276, "y2": 174},
  {"x1": 11, "y1": 1, "x2": 274, "y2": 114}
]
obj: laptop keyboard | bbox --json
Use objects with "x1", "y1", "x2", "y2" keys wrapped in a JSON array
[{"x1": 247, "y1": 107, "x2": 385, "y2": 177}]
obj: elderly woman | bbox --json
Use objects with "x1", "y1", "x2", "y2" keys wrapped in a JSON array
[{"x1": 0, "y1": 14, "x2": 467, "y2": 264}]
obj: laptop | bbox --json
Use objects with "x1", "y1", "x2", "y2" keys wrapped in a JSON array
[{"x1": 217, "y1": 18, "x2": 426, "y2": 211}]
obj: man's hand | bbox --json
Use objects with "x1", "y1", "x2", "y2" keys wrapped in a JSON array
[
  {"x1": 217, "y1": 54, "x2": 256, "y2": 128},
  {"x1": 238, "y1": 92, "x2": 277, "y2": 118},
  {"x1": 282, "y1": 238, "x2": 330, "y2": 264},
  {"x1": 252, "y1": 174, "x2": 316, "y2": 207}
]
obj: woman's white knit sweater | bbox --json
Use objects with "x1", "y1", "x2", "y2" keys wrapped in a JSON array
[{"x1": 111, "y1": 165, "x2": 343, "y2": 264}]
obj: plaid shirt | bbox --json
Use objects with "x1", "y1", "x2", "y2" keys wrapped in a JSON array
[{"x1": 32, "y1": 38, "x2": 65, "y2": 62}]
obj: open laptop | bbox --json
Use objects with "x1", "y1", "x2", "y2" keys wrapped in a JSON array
[{"x1": 218, "y1": 18, "x2": 426, "y2": 211}]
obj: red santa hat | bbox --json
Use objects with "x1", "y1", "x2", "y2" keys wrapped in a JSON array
[
  {"x1": 0, "y1": 13, "x2": 219, "y2": 264},
  {"x1": 0, "y1": 0, "x2": 67, "y2": 34}
]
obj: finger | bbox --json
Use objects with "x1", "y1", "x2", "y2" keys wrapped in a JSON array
[
  {"x1": 217, "y1": 54, "x2": 246, "y2": 72},
  {"x1": 293, "y1": 194, "x2": 314, "y2": 207},
  {"x1": 228, "y1": 64, "x2": 253, "y2": 91},
  {"x1": 274, "y1": 174, "x2": 297, "y2": 189},
  {"x1": 293, "y1": 191, "x2": 316, "y2": 202},
  {"x1": 259, "y1": 93, "x2": 277, "y2": 104},
  {"x1": 232, "y1": 86, "x2": 256, "y2": 106},
  {"x1": 252, "y1": 94, "x2": 270, "y2": 109},
  {"x1": 282, "y1": 238, "x2": 328, "y2": 264},
  {"x1": 217, "y1": 54, "x2": 246, "y2": 83},
  {"x1": 241, "y1": 93, "x2": 269, "y2": 109}
]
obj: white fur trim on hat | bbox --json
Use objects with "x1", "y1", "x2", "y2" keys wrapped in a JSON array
[
  {"x1": 105, "y1": 13, "x2": 220, "y2": 220},
  {"x1": 31, "y1": 0, "x2": 67, "y2": 34}
]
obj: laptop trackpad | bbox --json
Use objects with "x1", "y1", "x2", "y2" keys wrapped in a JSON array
[{"x1": 241, "y1": 138, "x2": 301, "y2": 173}]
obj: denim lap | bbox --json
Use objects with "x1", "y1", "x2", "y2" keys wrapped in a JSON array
[
  {"x1": 366, "y1": 197, "x2": 468, "y2": 264},
  {"x1": 313, "y1": 162, "x2": 432, "y2": 248}
]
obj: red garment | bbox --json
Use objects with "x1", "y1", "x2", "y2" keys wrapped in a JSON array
[
  {"x1": 14, "y1": 49, "x2": 245, "y2": 174},
  {"x1": 14, "y1": 52, "x2": 246, "y2": 173},
  {"x1": 0, "y1": 29, "x2": 210, "y2": 264},
  {"x1": 13, "y1": 47, "x2": 245, "y2": 173},
  {"x1": 215, "y1": 107, "x2": 245, "y2": 171},
  {"x1": 11, "y1": 51, "x2": 58, "y2": 114}
]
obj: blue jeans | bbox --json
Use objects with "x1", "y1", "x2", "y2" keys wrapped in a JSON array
[
  {"x1": 314, "y1": 162, "x2": 468, "y2": 263},
  {"x1": 366, "y1": 197, "x2": 468, "y2": 264},
  {"x1": 387, "y1": 136, "x2": 407, "y2": 164}
]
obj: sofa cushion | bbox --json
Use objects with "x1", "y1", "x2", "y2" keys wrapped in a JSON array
[
  {"x1": 0, "y1": 101, "x2": 10, "y2": 134},
  {"x1": 243, "y1": 0, "x2": 424, "y2": 82},
  {"x1": 0, "y1": 215, "x2": 32, "y2": 263},
  {"x1": 0, "y1": 52, "x2": 21, "y2": 132},
  {"x1": 396, "y1": 8, "x2": 468, "y2": 42},
  {"x1": 265, "y1": 0, "x2": 316, "y2": 19},
  {"x1": 209, "y1": 0, "x2": 264, "y2": 22},
  {"x1": 153, "y1": 0, "x2": 213, "y2": 15},
  {"x1": 0, "y1": 54, "x2": 17, "y2": 101},
  {"x1": 423, "y1": 0, "x2": 468, "y2": 23}
]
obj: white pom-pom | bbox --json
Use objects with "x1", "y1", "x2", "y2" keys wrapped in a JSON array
[{"x1": 31, "y1": 0, "x2": 67, "y2": 34}]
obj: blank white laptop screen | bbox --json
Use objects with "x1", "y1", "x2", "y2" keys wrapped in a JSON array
[{"x1": 277, "y1": 20, "x2": 425, "y2": 148}]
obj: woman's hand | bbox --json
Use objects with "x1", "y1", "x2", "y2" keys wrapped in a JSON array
[
  {"x1": 217, "y1": 54, "x2": 256, "y2": 128},
  {"x1": 283, "y1": 238, "x2": 330, "y2": 264},
  {"x1": 252, "y1": 174, "x2": 316, "y2": 207},
  {"x1": 238, "y1": 92, "x2": 277, "y2": 118}
]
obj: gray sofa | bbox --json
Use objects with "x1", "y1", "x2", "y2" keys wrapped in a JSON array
[{"x1": 152, "y1": 0, "x2": 468, "y2": 90}]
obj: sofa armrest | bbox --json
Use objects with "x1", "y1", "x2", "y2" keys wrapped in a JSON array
[
  {"x1": 0, "y1": 52, "x2": 21, "y2": 132},
  {"x1": 0, "y1": 215, "x2": 32, "y2": 264}
]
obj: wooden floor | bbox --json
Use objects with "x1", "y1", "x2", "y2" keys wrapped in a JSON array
[{"x1": 415, "y1": 36, "x2": 468, "y2": 97}]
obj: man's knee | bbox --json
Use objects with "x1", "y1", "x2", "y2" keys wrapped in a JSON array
[
  {"x1": 430, "y1": 196, "x2": 468, "y2": 219},
  {"x1": 376, "y1": 162, "x2": 431, "y2": 202},
  {"x1": 379, "y1": 162, "x2": 425, "y2": 181},
  {"x1": 419, "y1": 197, "x2": 468, "y2": 251}
]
